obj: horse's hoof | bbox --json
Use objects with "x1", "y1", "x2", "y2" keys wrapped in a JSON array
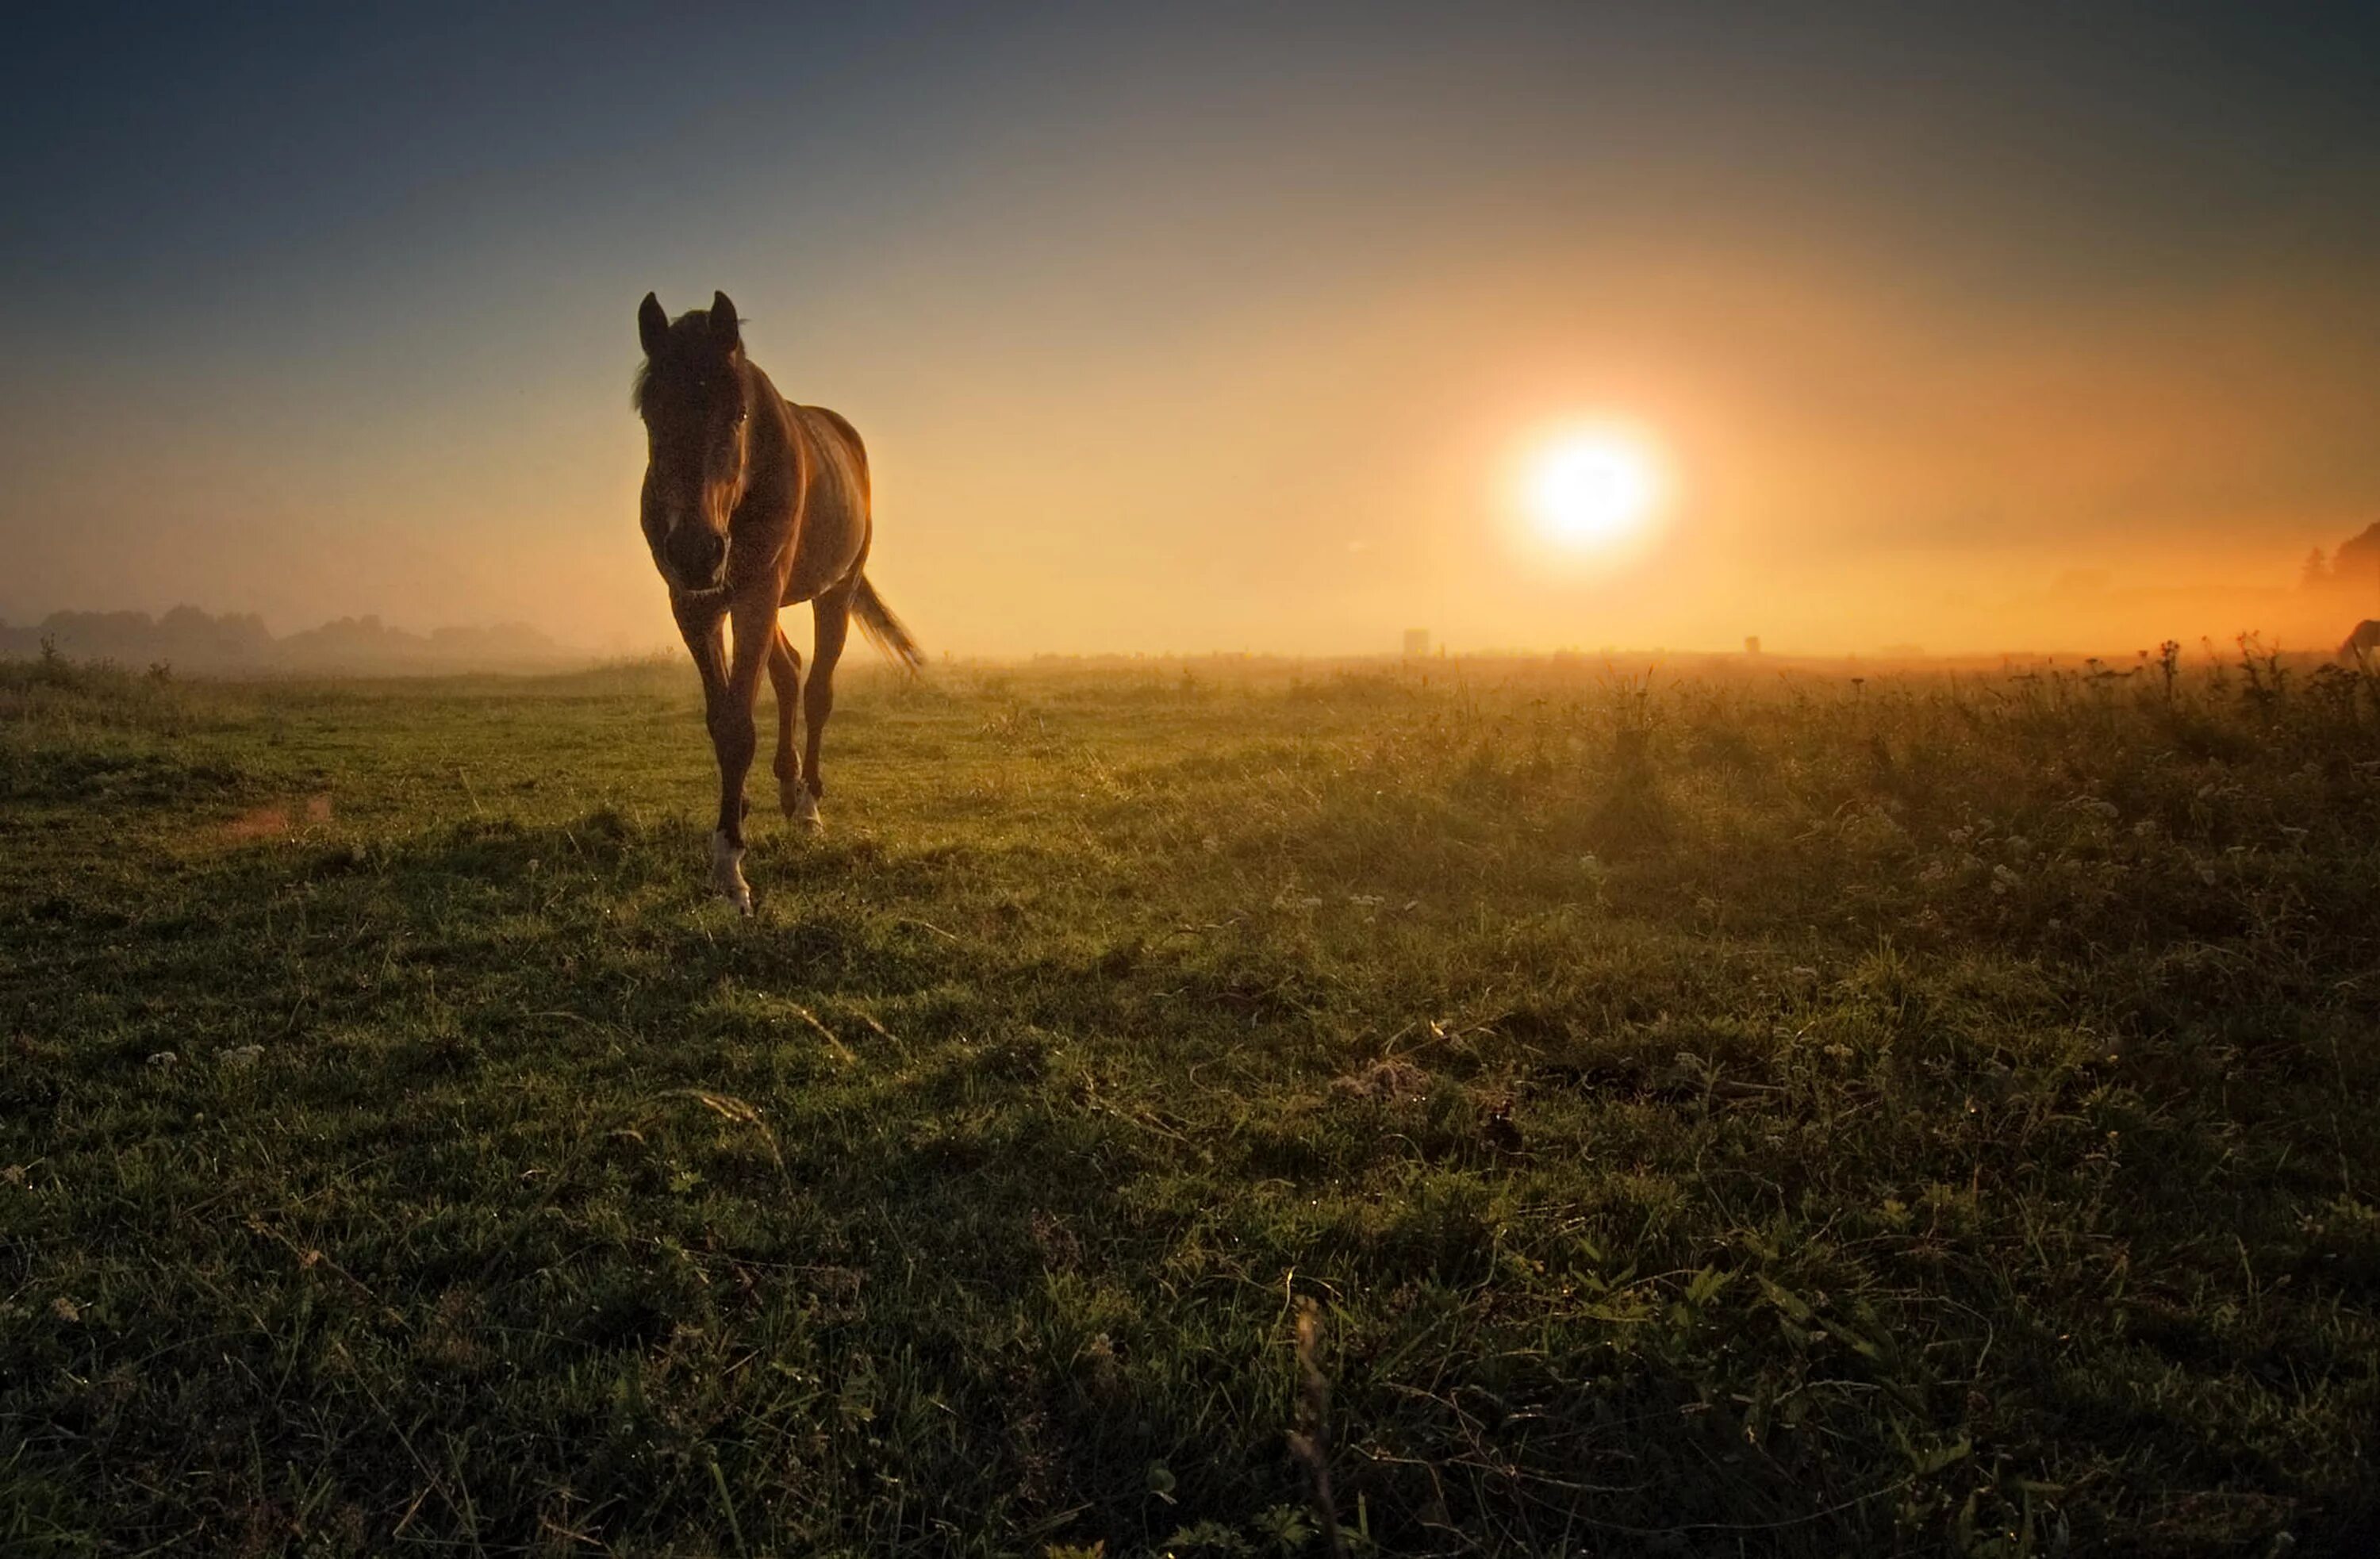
[
  {"x1": 792, "y1": 789, "x2": 823, "y2": 833},
  {"x1": 710, "y1": 830, "x2": 753, "y2": 916}
]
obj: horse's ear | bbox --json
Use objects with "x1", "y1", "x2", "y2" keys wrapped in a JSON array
[
  {"x1": 638, "y1": 292, "x2": 670, "y2": 358},
  {"x1": 709, "y1": 291, "x2": 741, "y2": 351}
]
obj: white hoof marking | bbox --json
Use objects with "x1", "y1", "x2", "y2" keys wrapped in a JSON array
[
  {"x1": 793, "y1": 790, "x2": 823, "y2": 833},
  {"x1": 710, "y1": 830, "x2": 753, "y2": 916}
]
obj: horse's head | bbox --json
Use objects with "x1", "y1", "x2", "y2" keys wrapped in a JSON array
[{"x1": 634, "y1": 290, "x2": 752, "y2": 596}]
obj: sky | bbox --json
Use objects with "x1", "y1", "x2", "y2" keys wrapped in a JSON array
[{"x1": 4, "y1": 2, "x2": 2379, "y2": 658}]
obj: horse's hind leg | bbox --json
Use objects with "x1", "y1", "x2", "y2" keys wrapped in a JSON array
[
  {"x1": 800, "y1": 586, "x2": 853, "y2": 829},
  {"x1": 766, "y1": 623, "x2": 811, "y2": 824}
]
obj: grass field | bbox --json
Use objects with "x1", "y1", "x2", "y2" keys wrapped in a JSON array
[{"x1": 4, "y1": 644, "x2": 2378, "y2": 1557}]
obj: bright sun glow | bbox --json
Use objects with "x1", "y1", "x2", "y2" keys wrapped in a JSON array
[{"x1": 1526, "y1": 430, "x2": 1664, "y2": 549}]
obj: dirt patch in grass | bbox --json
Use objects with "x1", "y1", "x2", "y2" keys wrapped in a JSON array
[{"x1": 221, "y1": 792, "x2": 333, "y2": 839}]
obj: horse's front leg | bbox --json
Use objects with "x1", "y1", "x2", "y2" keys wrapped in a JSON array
[
  {"x1": 699, "y1": 596, "x2": 780, "y2": 914},
  {"x1": 674, "y1": 595, "x2": 754, "y2": 912}
]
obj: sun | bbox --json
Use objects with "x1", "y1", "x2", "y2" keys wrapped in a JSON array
[{"x1": 1526, "y1": 428, "x2": 1664, "y2": 550}]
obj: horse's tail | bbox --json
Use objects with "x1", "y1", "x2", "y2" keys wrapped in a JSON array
[{"x1": 850, "y1": 574, "x2": 923, "y2": 671}]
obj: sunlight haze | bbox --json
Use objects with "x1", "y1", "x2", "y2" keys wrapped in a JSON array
[{"x1": 4, "y1": 3, "x2": 2378, "y2": 659}]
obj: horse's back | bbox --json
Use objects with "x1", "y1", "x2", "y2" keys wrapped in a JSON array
[{"x1": 784, "y1": 401, "x2": 870, "y2": 605}]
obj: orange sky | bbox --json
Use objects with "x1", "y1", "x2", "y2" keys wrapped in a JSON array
[{"x1": 5, "y1": 6, "x2": 2378, "y2": 658}]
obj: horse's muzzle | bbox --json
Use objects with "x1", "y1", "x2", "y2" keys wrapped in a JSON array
[{"x1": 662, "y1": 525, "x2": 727, "y2": 593}]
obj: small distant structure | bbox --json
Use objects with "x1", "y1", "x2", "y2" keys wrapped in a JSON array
[
  {"x1": 1743, "y1": 635, "x2": 1761, "y2": 656},
  {"x1": 1402, "y1": 628, "x2": 1430, "y2": 658}
]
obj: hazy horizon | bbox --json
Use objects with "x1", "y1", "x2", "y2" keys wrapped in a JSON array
[{"x1": 7, "y1": 3, "x2": 2379, "y2": 660}]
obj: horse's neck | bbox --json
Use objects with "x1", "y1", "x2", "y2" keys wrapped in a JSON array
[{"x1": 739, "y1": 362, "x2": 801, "y2": 520}]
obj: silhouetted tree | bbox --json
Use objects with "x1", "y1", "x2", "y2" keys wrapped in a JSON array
[{"x1": 2333, "y1": 522, "x2": 2380, "y2": 589}]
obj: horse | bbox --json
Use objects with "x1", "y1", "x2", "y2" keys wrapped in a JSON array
[
  {"x1": 2342, "y1": 620, "x2": 2380, "y2": 660},
  {"x1": 634, "y1": 290, "x2": 920, "y2": 913}
]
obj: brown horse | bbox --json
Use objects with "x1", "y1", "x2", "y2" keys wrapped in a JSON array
[{"x1": 634, "y1": 290, "x2": 920, "y2": 912}]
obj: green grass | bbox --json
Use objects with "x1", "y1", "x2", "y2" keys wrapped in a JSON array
[{"x1": 4, "y1": 645, "x2": 2378, "y2": 1556}]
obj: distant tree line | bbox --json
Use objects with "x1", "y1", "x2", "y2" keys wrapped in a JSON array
[
  {"x1": 2301, "y1": 521, "x2": 2380, "y2": 597},
  {"x1": 0, "y1": 606, "x2": 584, "y2": 675}
]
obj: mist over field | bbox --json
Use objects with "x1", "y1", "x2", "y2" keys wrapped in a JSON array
[{"x1": 14, "y1": 524, "x2": 2380, "y2": 673}]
